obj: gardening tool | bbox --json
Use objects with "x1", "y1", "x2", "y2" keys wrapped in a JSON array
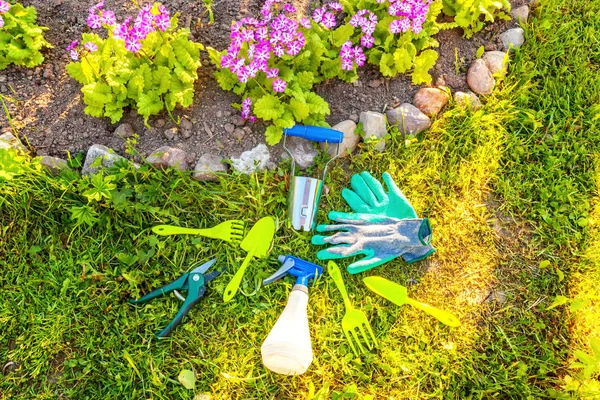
[
  {"x1": 283, "y1": 125, "x2": 344, "y2": 231},
  {"x1": 151, "y1": 220, "x2": 245, "y2": 243},
  {"x1": 223, "y1": 216, "x2": 275, "y2": 302},
  {"x1": 342, "y1": 171, "x2": 435, "y2": 263},
  {"x1": 261, "y1": 255, "x2": 323, "y2": 375},
  {"x1": 363, "y1": 276, "x2": 461, "y2": 327},
  {"x1": 128, "y1": 258, "x2": 224, "y2": 338},
  {"x1": 328, "y1": 261, "x2": 377, "y2": 356},
  {"x1": 311, "y1": 211, "x2": 433, "y2": 274}
]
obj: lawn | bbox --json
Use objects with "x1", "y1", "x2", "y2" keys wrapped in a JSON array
[{"x1": 1, "y1": 0, "x2": 599, "y2": 398}]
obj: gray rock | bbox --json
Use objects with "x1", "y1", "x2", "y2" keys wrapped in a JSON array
[
  {"x1": 467, "y1": 59, "x2": 495, "y2": 95},
  {"x1": 413, "y1": 87, "x2": 450, "y2": 116},
  {"x1": 155, "y1": 119, "x2": 166, "y2": 128},
  {"x1": 193, "y1": 153, "x2": 227, "y2": 181},
  {"x1": 500, "y1": 28, "x2": 525, "y2": 50},
  {"x1": 320, "y1": 120, "x2": 359, "y2": 158},
  {"x1": 82, "y1": 144, "x2": 126, "y2": 176},
  {"x1": 454, "y1": 91, "x2": 482, "y2": 111},
  {"x1": 511, "y1": 5, "x2": 529, "y2": 23},
  {"x1": 281, "y1": 136, "x2": 318, "y2": 169},
  {"x1": 224, "y1": 123, "x2": 235, "y2": 134},
  {"x1": 231, "y1": 144, "x2": 271, "y2": 174},
  {"x1": 386, "y1": 103, "x2": 431, "y2": 135},
  {"x1": 349, "y1": 114, "x2": 359, "y2": 123},
  {"x1": 180, "y1": 118, "x2": 193, "y2": 132},
  {"x1": 482, "y1": 51, "x2": 508, "y2": 76},
  {"x1": 359, "y1": 111, "x2": 387, "y2": 151},
  {"x1": 39, "y1": 156, "x2": 69, "y2": 175},
  {"x1": 164, "y1": 127, "x2": 178, "y2": 140},
  {"x1": 43, "y1": 66, "x2": 54, "y2": 79},
  {"x1": 234, "y1": 128, "x2": 245, "y2": 141},
  {"x1": 114, "y1": 123, "x2": 135, "y2": 139},
  {"x1": 181, "y1": 129, "x2": 193, "y2": 139},
  {"x1": 231, "y1": 116, "x2": 245, "y2": 127},
  {"x1": 0, "y1": 132, "x2": 27, "y2": 153},
  {"x1": 146, "y1": 146, "x2": 189, "y2": 171}
]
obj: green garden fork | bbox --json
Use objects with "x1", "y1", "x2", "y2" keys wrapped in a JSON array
[{"x1": 328, "y1": 261, "x2": 378, "y2": 356}]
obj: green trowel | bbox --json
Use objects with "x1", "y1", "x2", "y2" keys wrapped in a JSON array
[{"x1": 363, "y1": 276, "x2": 461, "y2": 327}]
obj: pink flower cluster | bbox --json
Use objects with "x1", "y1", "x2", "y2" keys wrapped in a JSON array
[
  {"x1": 0, "y1": 0, "x2": 10, "y2": 29},
  {"x1": 66, "y1": 39, "x2": 98, "y2": 61},
  {"x1": 312, "y1": 2, "x2": 342, "y2": 29},
  {"x1": 380, "y1": 0, "x2": 432, "y2": 34},
  {"x1": 220, "y1": 0, "x2": 307, "y2": 96},
  {"x1": 86, "y1": 2, "x2": 171, "y2": 54},
  {"x1": 340, "y1": 40, "x2": 366, "y2": 71},
  {"x1": 350, "y1": 10, "x2": 378, "y2": 49},
  {"x1": 241, "y1": 97, "x2": 256, "y2": 122}
]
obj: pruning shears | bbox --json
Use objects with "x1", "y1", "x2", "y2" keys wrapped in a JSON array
[{"x1": 128, "y1": 258, "x2": 224, "y2": 338}]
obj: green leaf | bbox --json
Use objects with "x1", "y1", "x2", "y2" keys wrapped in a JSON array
[
  {"x1": 305, "y1": 92, "x2": 330, "y2": 116},
  {"x1": 207, "y1": 46, "x2": 224, "y2": 66},
  {"x1": 556, "y1": 267, "x2": 564, "y2": 282},
  {"x1": 476, "y1": 45, "x2": 485, "y2": 58},
  {"x1": 379, "y1": 53, "x2": 396, "y2": 77},
  {"x1": 539, "y1": 260, "x2": 551, "y2": 269},
  {"x1": 393, "y1": 45, "x2": 415, "y2": 74},
  {"x1": 569, "y1": 297, "x2": 591, "y2": 312},
  {"x1": 412, "y1": 49, "x2": 438, "y2": 85},
  {"x1": 137, "y1": 91, "x2": 164, "y2": 123},
  {"x1": 178, "y1": 369, "x2": 196, "y2": 390},
  {"x1": 332, "y1": 24, "x2": 355, "y2": 47},
  {"x1": 66, "y1": 62, "x2": 90, "y2": 85},
  {"x1": 70, "y1": 205, "x2": 99, "y2": 226},
  {"x1": 590, "y1": 337, "x2": 600, "y2": 359},
  {"x1": 295, "y1": 71, "x2": 315, "y2": 91},
  {"x1": 289, "y1": 98, "x2": 310, "y2": 121},
  {"x1": 254, "y1": 95, "x2": 285, "y2": 121},
  {"x1": 545, "y1": 295, "x2": 569, "y2": 310},
  {"x1": 574, "y1": 350, "x2": 597, "y2": 366},
  {"x1": 265, "y1": 125, "x2": 283, "y2": 145},
  {"x1": 214, "y1": 69, "x2": 238, "y2": 91}
]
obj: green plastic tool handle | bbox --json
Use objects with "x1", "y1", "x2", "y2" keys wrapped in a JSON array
[
  {"x1": 327, "y1": 261, "x2": 353, "y2": 311},
  {"x1": 223, "y1": 249, "x2": 255, "y2": 302},
  {"x1": 405, "y1": 298, "x2": 461, "y2": 327},
  {"x1": 128, "y1": 274, "x2": 188, "y2": 304},
  {"x1": 157, "y1": 286, "x2": 206, "y2": 338},
  {"x1": 152, "y1": 225, "x2": 216, "y2": 238}
]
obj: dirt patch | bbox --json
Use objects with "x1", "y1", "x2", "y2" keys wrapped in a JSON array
[{"x1": 0, "y1": 0, "x2": 527, "y2": 163}]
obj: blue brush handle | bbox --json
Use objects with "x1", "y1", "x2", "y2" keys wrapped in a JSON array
[{"x1": 285, "y1": 125, "x2": 344, "y2": 143}]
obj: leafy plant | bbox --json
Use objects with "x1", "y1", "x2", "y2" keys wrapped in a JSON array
[
  {"x1": 442, "y1": 0, "x2": 511, "y2": 38},
  {"x1": 66, "y1": 2, "x2": 203, "y2": 125},
  {"x1": 210, "y1": 0, "x2": 444, "y2": 144},
  {"x1": 0, "y1": 1, "x2": 53, "y2": 70}
]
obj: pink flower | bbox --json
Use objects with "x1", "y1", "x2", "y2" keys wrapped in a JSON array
[
  {"x1": 87, "y1": 14, "x2": 102, "y2": 29},
  {"x1": 283, "y1": 4, "x2": 296, "y2": 13},
  {"x1": 341, "y1": 58, "x2": 353, "y2": 70},
  {"x1": 266, "y1": 68, "x2": 279, "y2": 78},
  {"x1": 125, "y1": 38, "x2": 141, "y2": 53},
  {"x1": 0, "y1": 16, "x2": 4, "y2": 28},
  {"x1": 327, "y1": 2, "x2": 343, "y2": 11},
  {"x1": 66, "y1": 40, "x2": 79, "y2": 51},
  {"x1": 360, "y1": 35, "x2": 374, "y2": 48},
  {"x1": 0, "y1": 1, "x2": 9, "y2": 13},
  {"x1": 249, "y1": 116, "x2": 257, "y2": 123},
  {"x1": 272, "y1": 78, "x2": 287, "y2": 93},
  {"x1": 321, "y1": 12, "x2": 337, "y2": 29},
  {"x1": 312, "y1": 7, "x2": 325, "y2": 23},
  {"x1": 300, "y1": 17, "x2": 311, "y2": 29},
  {"x1": 154, "y1": 12, "x2": 171, "y2": 32},
  {"x1": 84, "y1": 42, "x2": 98, "y2": 52},
  {"x1": 101, "y1": 10, "x2": 116, "y2": 25},
  {"x1": 70, "y1": 49, "x2": 79, "y2": 61}
]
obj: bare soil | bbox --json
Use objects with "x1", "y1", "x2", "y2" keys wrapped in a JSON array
[{"x1": 0, "y1": 0, "x2": 527, "y2": 164}]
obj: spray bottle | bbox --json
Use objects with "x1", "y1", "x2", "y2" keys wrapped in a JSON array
[{"x1": 261, "y1": 255, "x2": 323, "y2": 375}]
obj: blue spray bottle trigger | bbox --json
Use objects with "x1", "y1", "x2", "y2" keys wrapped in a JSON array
[{"x1": 262, "y1": 256, "x2": 323, "y2": 287}]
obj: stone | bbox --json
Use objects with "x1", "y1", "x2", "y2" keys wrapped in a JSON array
[
  {"x1": 0, "y1": 132, "x2": 27, "y2": 153},
  {"x1": 234, "y1": 128, "x2": 245, "y2": 140},
  {"x1": 349, "y1": 114, "x2": 359, "y2": 123},
  {"x1": 386, "y1": 103, "x2": 431, "y2": 135},
  {"x1": 193, "y1": 153, "x2": 227, "y2": 181},
  {"x1": 320, "y1": 120, "x2": 359, "y2": 158},
  {"x1": 500, "y1": 28, "x2": 525, "y2": 51},
  {"x1": 454, "y1": 91, "x2": 482, "y2": 111},
  {"x1": 230, "y1": 144, "x2": 271, "y2": 174},
  {"x1": 180, "y1": 118, "x2": 193, "y2": 132},
  {"x1": 146, "y1": 146, "x2": 189, "y2": 171},
  {"x1": 368, "y1": 79, "x2": 382, "y2": 88},
  {"x1": 511, "y1": 5, "x2": 530, "y2": 23},
  {"x1": 39, "y1": 156, "x2": 69, "y2": 175},
  {"x1": 359, "y1": 111, "x2": 387, "y2": 151},
  {"x1": 155, "y1": 119, "x2": 166, "y2": 128},
  {"x1": 231, "y1": 116, "x2": 245, "y2": 127},
  {"x1": 181, "y1": 129, "x2": 192, "y2": 139},
  {"x1": 467, "y1": 59, "x2": 495, "y2": 95},
  {"x1": 82, "y1": 144, "x2": 126, "y2": 176},
  {"x1": 281, "y1": 136, "x2": 318, "y2": 169},
  {"x1": 412, "y1": 87, "x2": 450, "y2": 117},
  {"x1": 43, "y1": 66, "x2": 54, "y2": 79},
  {"x1": 482, "y1": 51, "x2": 508, "y2": 76},
  {"x1": 164, "y1": 127, "x2": 178, "y2": 140},
  {"x1": 114, "y1": 123, "x2": 135, "y2": 139},
  {"x1": 224, "y1": 123, "x2": 235, "y2": 134}
]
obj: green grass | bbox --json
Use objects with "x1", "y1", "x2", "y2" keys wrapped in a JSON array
[{"x1": 1, "y1": 0, "x2": 600, "y2": 398}]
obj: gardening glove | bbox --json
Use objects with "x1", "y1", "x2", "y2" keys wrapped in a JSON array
[
  {"x1": 341, "y1": 171, "x2": 435, "y2": 264},
  {"x1": 311, "y1": 211, "x2": 433, "y2": 274}
]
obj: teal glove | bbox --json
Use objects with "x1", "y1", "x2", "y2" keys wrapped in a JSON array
[
  {"x1": 341, "y1": 171, "x2": 435, "y2": 264},
  {"x1": 311, "y1": 211, "x2": 433, "y2": 274}
]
